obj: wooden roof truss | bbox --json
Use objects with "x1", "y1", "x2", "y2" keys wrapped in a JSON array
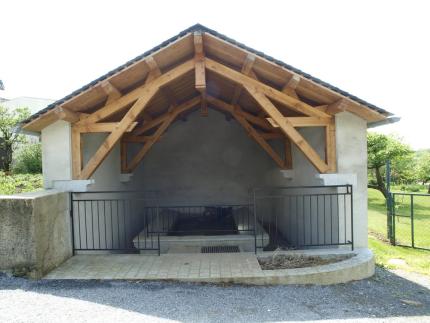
[{"x1": 24, "y1": 30, "x2": 389, "y2": 179}]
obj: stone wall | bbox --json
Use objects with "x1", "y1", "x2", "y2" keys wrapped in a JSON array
[{"x1": 0, "y1": 190, "x2": 72, "y2": 278}]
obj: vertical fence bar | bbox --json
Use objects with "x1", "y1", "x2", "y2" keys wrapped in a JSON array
[
  {"x1": 350, "y1": 185, "x2": 354, "y2": 251},
  {"x1": 392, "y1": 194, "x2": 396, "y2": 246},
  {"x1": 70, "y1": 192, "x2": 75, "y2": 255},
  {"x1": 411, "y1": 194, "x2": 415, "y2": 248}
]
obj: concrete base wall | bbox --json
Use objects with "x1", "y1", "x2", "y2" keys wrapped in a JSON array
[{"x1": 0, "y1": 190, "x2": 72, "y2": 278}]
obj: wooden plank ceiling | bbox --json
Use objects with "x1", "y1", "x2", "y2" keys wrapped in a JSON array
[{"x1": 22, "y1": 28, "x2": 389, "y2": 179}]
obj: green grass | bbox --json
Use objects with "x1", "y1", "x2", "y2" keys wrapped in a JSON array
[
  {"x1": 0, "y1": 172, "x2": 43, "y2": 195},
  {"x1": 368, "y1": 188, "x2": 430, "y2": 249},
  {"x1": 368, "y1": 188, "x2": 430, "y2": 275}
]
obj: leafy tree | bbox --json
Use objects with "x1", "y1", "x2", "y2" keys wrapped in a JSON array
[
  {"x1": 0, "y1": 106, "x2": 31, "y2": 172},
  {"x1": 416, "y1": 151, "x2": 430, "y2": 193},
  {"x1": 367, "y1": 132, "x2": 413, "y2": 198},
  {"x1": 13, "y1": 143, "x2": 42, "y2": 174}
]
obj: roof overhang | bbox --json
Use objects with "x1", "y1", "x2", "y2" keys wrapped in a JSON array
[{"x1": 21, "y1": 24, "x2": 392, "y2": 133}]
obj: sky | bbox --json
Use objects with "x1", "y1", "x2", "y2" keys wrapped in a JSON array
[{"x1": 1, "y1": 0, "x2": 429, "y2": 149}]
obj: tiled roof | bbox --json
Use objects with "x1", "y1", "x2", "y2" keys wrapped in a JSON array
[{"x1": 23, "y1": 24, "x2": 390, "y2": 124}]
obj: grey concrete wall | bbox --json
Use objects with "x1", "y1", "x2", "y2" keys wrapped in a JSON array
[
  {"x1": 335, "y1": 112, "x2": 368, "y2": 248},
  {"x1": 0, "y1": 190, "x2": 72, "y2": 278},
  {"x1": 41, "y1": 120, "x2": 72, "y2": 188},
  {"x1": 129, "y1": 110, "x2": 287, "y2": 204}
]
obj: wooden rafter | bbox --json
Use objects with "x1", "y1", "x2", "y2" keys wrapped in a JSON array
[
  {"x1": 76, "y1": 59, "x2": 195, "y2": 179},
  {"x1": 54, "y1": 107, "x2": 80, "y2": 123},
  {"x1": 244, "y1": 84, "x2": 330, "y2": 173},
  {"x1": 282, "y1": 75, "x2": 300, "y2": 99},
  {"x1": 231, "y1": 106, "x2": 285, "y2": 169},
  {"x1": 325, "y1": 119, "x2": 336, "y2": 172},
  {"x1": 78, "y1": 86, "x2": 159, "y2": 179},
  {"x1": 144, "y1": 56, "x2": 162, "y2": 84},
  {"x1": 194, "y1": 32, "x2": 207, "y2": 116},
  {"x1": 260, "y1": 133, "x2": 284, "y2": 140},
  {"x1": 130, "y1": 96, "x2": 201, "y2": 136},
  {"x1": 207, "y1": 95, "x2": 274, "y2": 131},
  {"x1": 74, "y1": 122, "x2": 137, "y2": 133},
  {"x1": 126, "y1": 110, "x2": 177, "y2": 172},
  {"x1": 77, "y1": 59, "x2": 194, "y2": 126},
  {"x1": 266, "y1": 116, "x2": 331, "y2": 127},
  {"x1": 231, "y1": 54, "x2": 256, "y2": 105},
  {"x1": 71, "y1": 126, "x2": 83, "y2": 178},
  {"x1": 100, "y1": 80, "x2": 122, "y2": 104},
  {"x1": 204, "y1": 58, "x2": 330, "y2": 119}
]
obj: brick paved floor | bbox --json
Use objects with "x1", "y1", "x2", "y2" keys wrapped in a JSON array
[{"x1": 44, "y1": 253, "x2": 263, "y2": 280}]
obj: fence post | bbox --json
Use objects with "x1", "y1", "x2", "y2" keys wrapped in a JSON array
[{"x1": 386, "y1": 160, "x2": 395, "y2": 245}]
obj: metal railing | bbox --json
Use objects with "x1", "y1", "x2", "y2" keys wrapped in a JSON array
[
  {"x1": 389, "y1": 192, "x2": 430, "y2": 250},
  {"x1": 252, "y1": 185, "x2": 354, "y2": 251},
  {"x1": 70, "y1": 185, "x2": 354, "y2": 255},
  {"x1": 70, "y1": 191, "x2": 161, "y2": 254}
]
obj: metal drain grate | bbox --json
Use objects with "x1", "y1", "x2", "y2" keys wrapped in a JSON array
[{"x1": 201, "y1": 245, "x2": 240, "y2": 253}]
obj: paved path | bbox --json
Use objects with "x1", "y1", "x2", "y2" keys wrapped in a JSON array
[
  {"x1": 1, "y1": 268, "x2": 429, "y2": 322},
  {"x1": 44, "y1": 253, "x2": 262, "y2": 280}
]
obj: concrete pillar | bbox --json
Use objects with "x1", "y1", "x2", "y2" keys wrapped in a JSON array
[
  {"x1": 335, "y1": 112, "x2": 368, "y2": 248},
  {"x1": 41, "y1": 120, "x2": 72, "y2": 189}
]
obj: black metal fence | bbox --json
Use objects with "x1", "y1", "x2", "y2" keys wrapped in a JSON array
[
  {"x1": 70, "y1": 191, "x2": 161, "y2": 254},
  {"x1": 70, "y1": 185, "x2": 354, "y2": 255},
  {"x1": 388, "y1": 192, "x2": 430, "y2": 250},
  {"x1": 253, "y1": 185, "x2": 354, "y2": 251}
]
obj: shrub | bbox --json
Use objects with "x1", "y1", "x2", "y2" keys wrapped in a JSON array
[
  {"x1": 0, "y1": 172, "x2": 43, "y2": 194},
  {"x1": 13, "y1": 143, "x2": 42, "y2": 174}
]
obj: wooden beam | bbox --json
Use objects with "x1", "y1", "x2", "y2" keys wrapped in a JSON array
[
  {"x1": 131, "y1": 96, "x2": 200, "y2": 136},
  {"x1": 78, "y1": 85, "x2": 159, "y2": 180},
  {"x1": 284, "y1": 138, "x2": 293, "y2": 169},
  {"x1": 325, "y1": 120, "x2": 337, "y2": 172},
  {"x1": 326, "y1": 99, "x2": 349, "y2": 114},
  {"x1": 205, "y1": 58, "x2": 330, "y2": 119},
  {"x1": 207, "y1": 95, "x2": 274, "y2": 131},
  {"x1": 244, "y1": 84, "x2": 329, "y2": 173},
  {"x1": 144, "y1": 56, "x2": 162, "y2": 84},
  {"x1": 282, "y1": 75, "x2": 300, "y2": 91},
  {"x1": 100, "y1": 80, "x2": 122, "y2": 104},
  {"x1": 54, "y1": 107, "x2": 80, "y2": 123},
  {"x1": 77, "y1": 59, "x2": 194, "y2": 126},
  {"x1": 266, "y1": 116, "x2": 331, "y2": 127},
  {"x1": 260, "y1": 132, "x2": 284, "y2": 140},
  {"x1": 74, "y1": 122, "x2": 137, "y2": 133},
  {"x1": 231, "y1": 106, "x2": 285, "y2": 169},
  {"x1": 194, "y1": 32, "x2": 206, "y2": 92},
  {"x1": 71, "y1": 126, "x2": 82, "y2": 179},
  {"x1": 282, "y1": 75, "x2": 300, "y2": 99},
  {"x1": 126, "y1": 111, "x2": 177, "y2": 172},
  {"x1": 231, "y1": 54, "x2": 256, "y2": 105}
]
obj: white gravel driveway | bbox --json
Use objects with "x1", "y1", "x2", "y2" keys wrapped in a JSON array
[{"x1": 0, "y1": 268, "x2": 429, "y2": 323}]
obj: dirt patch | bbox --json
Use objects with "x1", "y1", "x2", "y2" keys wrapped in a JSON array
[{"x1": 258, "y1": 254, "x2": 353, "y2": 270}]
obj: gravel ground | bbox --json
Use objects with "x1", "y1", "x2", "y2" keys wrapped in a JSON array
[{"x1": 0, "y1": 267, "x2": 429, "y2": 323}]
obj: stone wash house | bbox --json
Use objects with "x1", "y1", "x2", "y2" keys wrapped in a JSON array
[{"x1": 1, "y1": 24, "x2": 396, "y2": 280}]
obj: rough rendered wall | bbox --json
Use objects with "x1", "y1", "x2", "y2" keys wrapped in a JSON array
[
  {"x1": 336, "y1": 112, "x2": 368, "y2": 248},
  {"x1": 41, "y1": 120, "x2": 72, "y2": 188},
  {"x1": 0, "y1": 191, "x2": 72, "y2": 278}
]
